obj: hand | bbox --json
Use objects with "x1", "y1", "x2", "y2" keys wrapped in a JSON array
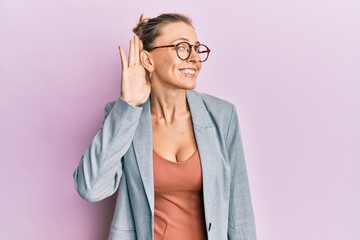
[{"x1": 118, "y1": 35, "x2": 151, "y2": 106}]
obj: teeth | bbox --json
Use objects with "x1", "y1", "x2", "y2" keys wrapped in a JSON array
[{"x1": 180, "y1": 69, "x2": 196, "y2": 75}]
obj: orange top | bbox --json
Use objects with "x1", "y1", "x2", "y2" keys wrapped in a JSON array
[{"x1": 153, "y1": 149, "x2": 207, "y2": 240}]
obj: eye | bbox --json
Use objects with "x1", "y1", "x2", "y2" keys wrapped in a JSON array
[
  {"x1": 176, "y1": 42, "x2": 190, "y2": 52},
  {"x1": 176, "y1": 46, "x2": 186, "y2": 51},
  {"x1": 192, "y1": 44, "x2": 199, "y2": 53},
  {"x1": 196, "y1": 44, "x2": 208, "y2": 54}
]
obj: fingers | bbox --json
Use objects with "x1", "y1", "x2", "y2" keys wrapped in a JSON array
[
  {"x1": 139, "y1": 38, "x2": 143, "y2": 51},
  {"x1": 119, "y1": 46, "x2": 127, "y2": 71},
  {"x1": 119, "y1": 35, "x2": 142, "y2": 69},
  {"x1": 128, "y1": 37, "x2": 135, "y2": 67},
  {"x1": 135, "y1": 35, "x2": 140, "y2": 65}
]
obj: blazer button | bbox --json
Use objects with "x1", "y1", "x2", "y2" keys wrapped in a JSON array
[{"x1": 208, "y1": 222, "x2": 212, "y2": 231}]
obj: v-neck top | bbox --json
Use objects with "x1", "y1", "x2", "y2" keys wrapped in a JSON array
[{"x1": 153, "y1": 149, "x2": 207, "y2": 240}]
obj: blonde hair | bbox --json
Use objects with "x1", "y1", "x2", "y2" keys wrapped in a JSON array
[{"x1": 132, "y1": 13, "x2": 193, "y2": 51}]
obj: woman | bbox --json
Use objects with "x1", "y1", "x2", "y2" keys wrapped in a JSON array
[{"x1": 73, "y1": 13, "x2": 257, "y2": 240}]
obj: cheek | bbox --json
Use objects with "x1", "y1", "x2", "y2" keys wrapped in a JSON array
[
  {"x1": 156, "y1": 58, "x2": 182, "y2": 74},
  {"x1": 198, "y1": 63, "x2": 203, "y2": 71},
  {"x1": 154, "y1": 52, "x2": 172, "y2": 65}
]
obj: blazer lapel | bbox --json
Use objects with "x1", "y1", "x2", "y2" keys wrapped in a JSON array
[
  {"x1": 132, "y1": 90, "x2": 218, "y2": 219},
  {"x1": 186, "y1": 90, "x2": 216, "y2": 221},
  {"x1": 132, "y1": 97, "x2": 154, "y2": 213}
]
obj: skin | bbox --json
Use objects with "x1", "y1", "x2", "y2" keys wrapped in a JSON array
[{"x1": 118, "y1": 22, "x2": 203, "y2": 163}]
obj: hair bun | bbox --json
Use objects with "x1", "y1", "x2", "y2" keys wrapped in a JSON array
[
  {"x1": 138, "y1": 14, "x2": 149, "y2": 24},
  {"x1": 133, "y1": 14, "x2": 150, "y2": 37}
]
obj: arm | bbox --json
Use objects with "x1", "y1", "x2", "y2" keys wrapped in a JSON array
[
  {"x1": 73, "y1": 97, "x2": 142, "y2": 202},
  {"x1": 226, "y1": 105, "x2": 257, "y2": 240}
]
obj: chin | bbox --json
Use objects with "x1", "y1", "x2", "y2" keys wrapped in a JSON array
[
  {"x1": 179, "y1": 78, "x2": 197, "y2": 90},
  {"x1": 177, "y1": 75, "x2": 198, "y2": 89},
  {"x1": 187, "y1": 82, "x2": 197, "y2": 89}
]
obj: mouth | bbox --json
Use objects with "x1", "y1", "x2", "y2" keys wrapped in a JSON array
[{"x1": 179, "y1": 68, "x2": 197, "y2": 77}]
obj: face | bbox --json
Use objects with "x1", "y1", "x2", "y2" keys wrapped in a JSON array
[{"x1": 148, "y1": 22, "x2": 203, "y2": 90}]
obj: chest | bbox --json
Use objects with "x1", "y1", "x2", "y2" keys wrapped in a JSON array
[
  {"x1": 153, "y1": 149, "x2": 202, "y2": 192},
  {"x1": 151, "y1": 118, "x2": 198, "y2": 163}
]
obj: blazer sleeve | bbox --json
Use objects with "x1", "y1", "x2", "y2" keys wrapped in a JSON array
[
  {"x1": 73, "y1": 97, "x2": 142, "y2": 202},
  {"x1": 226, "y1": 105, "x2": 257, "y2": 240}
]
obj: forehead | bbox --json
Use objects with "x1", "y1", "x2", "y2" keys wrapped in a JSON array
[{"x1": 155, "y1": 22, "x2": 199, "y2": 45}]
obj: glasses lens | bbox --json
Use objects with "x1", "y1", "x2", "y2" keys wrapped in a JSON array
[
  {"x1": 196, "y1": 44, "x2": 210, "y2": 62},
  {"x1": 175, "y1": 42, "x2": 210, "y2": 62},
  {"x1": 176, "y1": 42, "x2": 191, "y2": 60}
]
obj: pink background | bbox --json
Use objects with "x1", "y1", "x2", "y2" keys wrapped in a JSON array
[{"x1": 1, "y1": 0, "x2": 359, "y2": 239}]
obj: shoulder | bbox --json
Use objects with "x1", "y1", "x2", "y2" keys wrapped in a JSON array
[
  {"x1": 194, "y1": 90, "x2": 236, "y2": 118},
  {"x1": 188, "y1": 90, "x2": 238, "y2": 134},
  {"x1": 103, "y1": 97, "x2": 137, "y2": 116},
  {"x1": 105, "y1": 101, "x2": 116, "y2": 110},
  {"x1": 198, "y1": 91, "x2": 235, "y2": 109}
]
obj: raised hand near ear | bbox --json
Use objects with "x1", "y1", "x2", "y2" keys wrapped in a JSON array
[{"x1": 118, "y1": 35, "x2": 151, "y2": 107}]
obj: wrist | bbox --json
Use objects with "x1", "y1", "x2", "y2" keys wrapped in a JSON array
[{"x1": 119, "y1": 95, "x2": 139, "y2": 107}]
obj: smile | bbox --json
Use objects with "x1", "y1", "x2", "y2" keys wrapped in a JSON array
[{"x1": 179, "y1": 68, "x2": 196, "y2": 75}]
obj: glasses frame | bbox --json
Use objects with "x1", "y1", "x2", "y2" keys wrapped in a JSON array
[{"x1": 149, "y1": 41, "x2": 211, "y2": 62}]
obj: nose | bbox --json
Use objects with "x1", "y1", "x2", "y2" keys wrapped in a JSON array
[{"x1": 187, "y1": 46, "x2": 201, "y2": 63}]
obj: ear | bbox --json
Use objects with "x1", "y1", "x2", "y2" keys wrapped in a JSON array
[{"x1": 140, "y1": 50, "x2": 154, "y2": 72}]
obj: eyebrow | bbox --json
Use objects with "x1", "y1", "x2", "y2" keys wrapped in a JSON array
[{"x1": 172, "y1": 38, "x2": 200, "y2": 44}]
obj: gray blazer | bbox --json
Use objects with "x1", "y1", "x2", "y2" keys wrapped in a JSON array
[{"x1": 73, "y1": 89, "x2": 257, "y2": 240}]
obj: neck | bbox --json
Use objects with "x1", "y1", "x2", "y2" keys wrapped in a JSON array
[{"x1": 150, "y1": 88, "x2": 188, "y2": 125}]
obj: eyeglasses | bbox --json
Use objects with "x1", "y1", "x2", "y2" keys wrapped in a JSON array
[{"x1": 149, "y1": 42, "x2": 211, "y2": 62}]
